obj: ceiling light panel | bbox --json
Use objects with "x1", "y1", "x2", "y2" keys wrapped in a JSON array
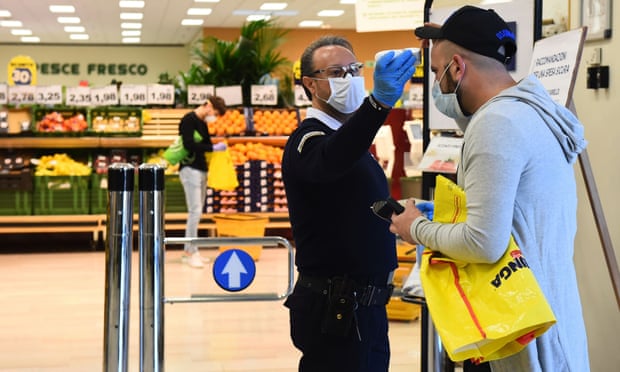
[
  {"x1": 0, "y1": 20, "x2": 23, "y2": 27},
  {"x1": 119, "y1": 0, "x2": 145, "y2": 8},
  {"x1": 120, "y1": 12, "x2": 143, "y2": 20},
  {"x1": 260, "y1": 3, "x2": 288, "y2": 10},
  {"x1": 49, "y1": 5, "x2": 75, "y2": 13},
  {"x1": 121, "y1": 22, "x2": 142, "y2": 29},
  {"x1": 0, "y1": 10, "x2": 11, "y2": 17},
  {"x1": 21, "y1": 36, "x2": 40, "y2": 42},
  {"x1": 64, "y1": 26, "x2": 85, "y2": 33},
  {"x1": 70, "y1": 34, "x2": 89, "y2": 40},
  {"x1": 187, "y1": 8, "x2": 212, "y2": 16},
  {"x1": 122, "y1": 30, "x2": 141, "y2": 36},
  {"x1": 57, "y1": 17, "x2": 81, "y2": 24},
  {"x1": 194, "y1": 0, "x2": 220, "y2": 2},
  {"x1": 122, "y1": 37, "x2": 140, "y2": 43},
  {"x1": 11, "y1": 29, "x2": 32, "y2": 35},
  {"x1": 181, "y1": 19, "x2": 204, "y2": 26}
]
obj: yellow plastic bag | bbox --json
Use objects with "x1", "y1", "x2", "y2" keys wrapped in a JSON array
[
  {"x1": 420, "y1": 175, "x2": 556, "y2": 363},
  {"x1": 206, "y1": 148, "x2": 239, "y2": 191}
]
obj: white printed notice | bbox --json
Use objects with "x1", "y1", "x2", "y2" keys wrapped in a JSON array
[
  {"x1": 355, "y1": 0, "x2": 424, "y2": 32},
  {"x1": 418, "y1": 136, "x2": 463, "y2": 174},
  {"x1": 528, "y1": 28, "x2": 586, "y2": 106}
]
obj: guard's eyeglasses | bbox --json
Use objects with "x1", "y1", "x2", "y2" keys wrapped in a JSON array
[{"x1": 312, "y1": 62, "x2": 364, "y2": 79}]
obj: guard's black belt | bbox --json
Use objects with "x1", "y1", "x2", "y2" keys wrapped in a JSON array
[{"x1": 297, "y1": 274, "x2": 394, "y2": 307}]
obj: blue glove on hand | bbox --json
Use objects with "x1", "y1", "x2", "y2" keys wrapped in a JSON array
[
  {"x1": 372, "y1": 50, "x2": 417, "y2": 107},
  {"x1": 416, "y1": 201, "x2": 434, "y2": 221},
  {"x1": 212, "y1": 142, "x2": 227, "y2": 152}
]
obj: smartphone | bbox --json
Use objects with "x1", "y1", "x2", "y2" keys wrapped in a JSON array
[{"x1": 370, "y1": 197, "x2": 405, "y2": 223}]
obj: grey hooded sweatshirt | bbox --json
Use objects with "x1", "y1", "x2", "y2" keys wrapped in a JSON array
[{"x1": 412, "y1": 74, "x2": 590, "y2": 371}]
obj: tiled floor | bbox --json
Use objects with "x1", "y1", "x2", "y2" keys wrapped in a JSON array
[{"x1": 0, "y1": 244, "x2": 422, "y2": 371}]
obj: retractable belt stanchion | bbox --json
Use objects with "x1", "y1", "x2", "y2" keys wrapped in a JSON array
[
  {"x1": 103, "y1": 163, "x2": 135, "y2": 372},
  {"x1": 139, "y1": 164, "x2": 165, "y2": 372}
]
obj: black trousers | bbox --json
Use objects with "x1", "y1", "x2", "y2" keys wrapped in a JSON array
[{"x1": 284, "y1": 283, "x2": 390, "y2": 372}]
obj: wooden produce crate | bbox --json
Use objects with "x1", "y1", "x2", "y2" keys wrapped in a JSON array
[
  {"x1": 212, "y1": 213, "x2": 268, "y2": 261},
  {"x1": 141, "y1": 108, "x2": 190, "y2": 137}
]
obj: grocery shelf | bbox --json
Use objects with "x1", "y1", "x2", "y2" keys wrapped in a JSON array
[{"x1": 0, "y1": 136, "x2": 288, "y2": 149}]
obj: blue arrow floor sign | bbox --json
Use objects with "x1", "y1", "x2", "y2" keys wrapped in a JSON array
[{"x1": 213, "y1": 249, "x2": 256, "y2": 292}]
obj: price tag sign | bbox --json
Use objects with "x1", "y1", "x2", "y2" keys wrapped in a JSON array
[
  {"x1": 187, "y1": 85, "x2": 215, "y2": 105},
  {"x1": 215, "y1": 85, "x2": 243, "y2": 106},
  {"x1": 294, "y1": 84, "x2": 311, "y2": 107},
  {"x1": 147, "y1": 84, "x2": 175, "y2": 105},
  {"x1": 0, "y1": 84, "x2": 7, "y2": 104},
  {"x1": 65, "y1": 86, "x2": 92, "y2": 106},
  {"x1": 251, "y1": 84, "x2": 278, "y2": 106},
  {"x1": 8, "y1": 85, "x2": 36, "y2": 105},
  {"x1": 119, "y1": 84, "x2": 148, "y2": 106},
  {"x1": 36, "y1": 85, "x2": 63, "y2": 105},
  {"x1": 91, "y1": 85, "x2": 119, "y2": 106}
]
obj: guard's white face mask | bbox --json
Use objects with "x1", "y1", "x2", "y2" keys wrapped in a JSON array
[{"x1": 315, "y1": 75, "x2": 366, "y2": 114}]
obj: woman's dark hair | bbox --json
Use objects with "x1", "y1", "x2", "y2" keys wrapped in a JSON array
[
  {"x1": 299, "y1": 35, "x2": 354, "y2": 100},
  {"x1": 206, "y1": 95, "x2": 227, "y2": 116}
]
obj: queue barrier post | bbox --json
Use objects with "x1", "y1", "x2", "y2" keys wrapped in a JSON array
[
  {"x1": 138, "y1": 163, "x2": 166, "y2": 372},
  {"x1": 102, "y1": 163, "x2": 135, "y2": 372}
]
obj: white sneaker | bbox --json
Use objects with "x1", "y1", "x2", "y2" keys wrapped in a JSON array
[
  {"x1": 181, "y1": 253, "x2": 210, "y2": 264},
  {"x1": 187, "y1": 252, "x2": 205, "y2": 268}
]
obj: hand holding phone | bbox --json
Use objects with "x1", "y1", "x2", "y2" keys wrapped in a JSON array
[{"x1": 370, "y1": 197, "x2": 405, "y2": 222}]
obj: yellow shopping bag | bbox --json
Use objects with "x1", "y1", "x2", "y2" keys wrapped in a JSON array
[
  {"x1": 206, "y1": 147, "x2": 239, "y2": 191},
  {"x1": 420, "y1": 175, "x2": 556, "y2": 363}
]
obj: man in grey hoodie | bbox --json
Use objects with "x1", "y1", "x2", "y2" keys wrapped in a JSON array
[{"x1": 389, "y1": 5, "x2": 590, "y2": 372}]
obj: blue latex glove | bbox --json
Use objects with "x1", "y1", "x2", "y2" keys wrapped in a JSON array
[
  {"x1": 212, "y1": 142, "x2": 227, "y2": 152},
  {"x1": 372, "y1": 50, "x2": 417, "y2": 107},
  {"x1": 416, "y1": 201, "x2": 434, "y2": 221}
]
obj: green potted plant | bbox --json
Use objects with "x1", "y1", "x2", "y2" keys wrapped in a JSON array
[{"x1": 193, "y1": 19, "x2": 292, "y2": 107}]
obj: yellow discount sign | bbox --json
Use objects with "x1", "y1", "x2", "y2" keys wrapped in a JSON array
[{"x1": 8, "y1": 55, "x2": 37, "y2": 85}]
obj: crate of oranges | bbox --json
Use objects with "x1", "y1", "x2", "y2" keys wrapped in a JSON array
[
  {"x1": 251, "y1": 108, "x2": 299, "y2": 136},
  {"x1": 228, "y1": 142, "x2": 284, "y2": 166},
  {"x1": 207, "y1": 108, "x2": 247, "y2": 137}
]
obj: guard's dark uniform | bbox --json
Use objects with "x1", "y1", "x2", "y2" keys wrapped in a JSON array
[{"x1": 282, "y1": 97, "x2": 398, "y2": 372}]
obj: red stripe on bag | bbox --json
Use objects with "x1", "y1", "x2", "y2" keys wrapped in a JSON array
[
  {"x1": 516, "y1": 330, "x2": 536, "y2": 345},
  {"x1": 431, "y1": 256, "x2": 488, "y2": 340},
  {"x1": 451, "y1": 195, "x2": 462, "y2": 223}
]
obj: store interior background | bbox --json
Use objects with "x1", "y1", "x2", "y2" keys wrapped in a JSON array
[{"x1": 1, "y1": 0, "x2": 619, "y2": 370}]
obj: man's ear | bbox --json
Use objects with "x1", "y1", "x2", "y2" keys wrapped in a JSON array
[
  {"x1": 452, "y1": 54, "x2": 466, "y2": 79},
  {"x1": 302, "y1": 76, "x2": 315, "y2": 96}
]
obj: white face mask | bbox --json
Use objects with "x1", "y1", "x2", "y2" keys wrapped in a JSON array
[
  {"x1": 315, "y1": 75, "x2": 366, "y2": 114},
  {"x1": 205, "y1": 115, "x2": 217, "y2": 123},
  {"x1": 432, "y1": 61, "x2": 469, "y2": 123}
]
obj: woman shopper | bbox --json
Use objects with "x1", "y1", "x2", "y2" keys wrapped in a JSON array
[{"x1": 178, "y1": 95, "x2": 227, "y2": 268}]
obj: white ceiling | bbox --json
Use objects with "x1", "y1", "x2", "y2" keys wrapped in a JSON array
[{"x1": 0, "y1": 0, "x2": 360, "y2": 45}]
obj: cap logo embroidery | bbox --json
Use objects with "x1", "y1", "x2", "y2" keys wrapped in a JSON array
[{"x1": 496, "y1": 29, "x2": 515, "y2": 41}]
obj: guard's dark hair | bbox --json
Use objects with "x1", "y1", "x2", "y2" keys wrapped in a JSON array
[{"x1": 300, "y1": 35, "x2": 354, "y2": 100}]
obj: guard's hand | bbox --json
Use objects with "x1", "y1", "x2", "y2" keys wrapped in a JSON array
[
  {"x1": 389, "y1": 199, "x2": 424, "y2": 245},
  {"x1": 372, "y1": 50, "x2": 417, "y2": 107},
  {"x1": 212, "y1": 142, "x2": 227, "y2": 151}
]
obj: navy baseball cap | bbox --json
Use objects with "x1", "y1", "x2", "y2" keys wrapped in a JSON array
[{"x1": 415, "y1": 5, "x2": 516, "y2": 65}]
